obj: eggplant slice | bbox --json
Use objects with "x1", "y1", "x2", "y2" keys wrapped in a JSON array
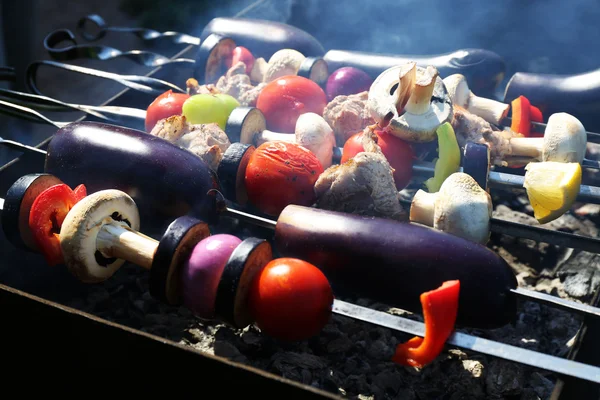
[
  {"x1": 1, "y1": 173, "x2": 64, "y2": 251},
  {"x1": 150, "y1": 215, "x2": 211, "y2": 305},
  {"x1": 215, "y1": 237, "x2": 273, "y2": 328}
]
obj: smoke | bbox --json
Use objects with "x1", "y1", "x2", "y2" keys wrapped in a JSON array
[{"x1": 282, "y1": 0, "x2": 600, "y2": 81}]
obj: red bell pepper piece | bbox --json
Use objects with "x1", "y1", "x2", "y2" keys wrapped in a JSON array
[
  {"x1": 528, "y1": 104, "x2": 544, "y2": 138},
  {"x1": 28, "y1": 183, "x2": 87, "y2": 266},
  {"x1": 392, "y1": 280, "x2": 460, "y2": 368},
  {"x1": 510, "y1": 95, "x2": 532, "y2": 136}
]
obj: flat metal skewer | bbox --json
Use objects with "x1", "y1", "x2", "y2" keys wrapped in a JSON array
[{"x1": 333, "y1": 299, "x2": 600, "y2": 384}]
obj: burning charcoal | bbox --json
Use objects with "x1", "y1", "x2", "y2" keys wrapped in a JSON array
[
  {"x1": 327, "y1": 337, "x2": 354, "y2": 353},
  {"x1": 214, "y1": 340, "x2": 248, "y2": 364},
  {"x1": 556, "y1": 251, "x2": 600, "y2": 300},
  {"x1": 485, "y1": 360, "x2": 525, "y2": 397},
  {"x1": 367, "y1": 339, "x2": 394, "y2": 360}
]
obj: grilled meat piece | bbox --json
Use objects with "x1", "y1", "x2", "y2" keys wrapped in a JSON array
[
  {"x1": 186, "y1": 78, "x2": 219, "y2": 95},
  {"x1": 314, "y1": 127, "x2": 404, "y2": 220},
  {"x1": 451, "y1": 105, "x2": 518, "y2": 166},
  {"x1": 150, "y1": 115, "x2": 230, "y2": 170},
  {"x1": 323, "y1": 91, "x2": 376, "y2": 144},
  {"x1": 215, "y1": 61, "x2": 267, "y2": 106}
]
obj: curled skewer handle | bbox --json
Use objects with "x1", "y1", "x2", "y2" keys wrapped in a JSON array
[
  {"x1": 77, "y1": 14, "x2": 201, "y2": 46},
  {"x1": 25, "y1": 60, "x2": 185, "y2": 97},
  {"x1": 44, "y1": 29, "x2": 196, "y2": 69}
]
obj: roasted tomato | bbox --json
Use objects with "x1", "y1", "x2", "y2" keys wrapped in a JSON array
[
  {"x1": 256, "y1": 75, "x2": 327, "y2": 133},
  {"x1": 145, "y1": 90, "x2": 190, "y2": 132},
  {"x1": 341, "y1": 129, "x2": 415, "y2": 190},
  {"x1": 249, "y1": 257, "x2": 334, "y2": 341},
  {"x1": 28, "y1": 183, "x2": 86, "y2": 266},
  {"x1": 245, "y1": 141, "x2": 324, "y2": 216},
  {"x1": 226, "y1": 46, "x2": 255, "y2": 75}
]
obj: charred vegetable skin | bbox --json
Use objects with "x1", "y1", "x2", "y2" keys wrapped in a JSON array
[
  {"x1": 44, "y1": 121, "x2": 220, "y2": 221},
  {"x1": 274, "y1": 205, "x2": 517, "y2": 329}
]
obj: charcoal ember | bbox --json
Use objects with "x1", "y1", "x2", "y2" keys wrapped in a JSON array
[
  {"x1": 326, "y1": 336, "x2": 354, "y2": 353},
  {"x1": 270, "y1": 352, "x2": 328, "y2": 383},
  {"x1": 530, "y1": 372, "x2": 555, "y2": 399},
  {"x1": 366, "y1": 339, "x2": 394, "y2": 360},
  {"x1": 485, "y1": 360, "x2": 525, "y2": 397},
  {"x1": 371, "y1": 370, "x2": 404, "y2": 396},
  {"x1": 214, "y1": 340, "x2": 249, "y2": 364},
  {"x1": 556, "y1": 251, "x2": 600, "y2": 300}
]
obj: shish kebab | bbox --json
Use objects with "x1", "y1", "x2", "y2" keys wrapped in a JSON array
[
  {"x1": 48, "y1": 13, "x2": 600, "y2": 141},
  {"x1": 2, "y1": 82, "x2": 600, "y2": 216},
  {"x1": 0, "y1": 181, "x2": 598, "y2": 384},
  {"x1": 0, "y1": 92, "x2": 597, "y2": 228},
  {"x1": 1, "y1": 101, "x2": 600, "y2": 328}
]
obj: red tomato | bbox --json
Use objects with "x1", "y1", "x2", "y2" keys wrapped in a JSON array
[
  {"x1": 245, "y1": 141, "x2": 324, "y2": 216},
  {"x1": 227, "y1": 46, "x2": 255, "y2": 75},
  {"x1": 28, "y1": 184, "x2": 86, "y2": 266},
  {"x1": 256, "y1": 75, "x2": 327, "y2": 133},
  {"x1": 249, "y1": 258, "x2": 334, "y2": 341},
  {"x1": 341, "y1": 130, "x2": 415, "y2": 190},
  {"x1": 145, "y1": 90, "x2": 190, "y2": 132}
]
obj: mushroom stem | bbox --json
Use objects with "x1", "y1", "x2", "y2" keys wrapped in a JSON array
[
  {"x1": 96, "y1": 222, "x2": 158, "y2": 270},
  {"x1": 255, "y1": 130, "x2": 294, "y2": 145},
  {"x1": 509, "y1": 137, "x2": 544, "y2": 159},
  {"x1": 409, "y1": 190, "x2": 437, "y2": 227},
  {"x1": 395, "y1": 62, "x2": 417, "y2": 113},
  {"x1": 468, "y1": 95, "x2": 510, "y2": 125},
  {"x1": 405, "y1": 66, "x2": 438, "y2": 115}
]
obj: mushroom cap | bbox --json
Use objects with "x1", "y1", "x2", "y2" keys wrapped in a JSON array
[
  {"x1": 59, "y1": 189, "x2": 140, "y2": 283},
  {"x1": 367, "y1": 64, "x2": 453, "y2": 142},
  {"x1": 295, "y1": 112, "x2": 336, "y2": 168},
  {"x1": 542, "y1": 112, "x2": 587, "y2": 163},
  {"x1": 264, "y1": 49, "x2": 306, "y2": 82},
  {"x1": 443, "y1": 74, "x2": 470, "y2": 107},
  {"x1": 434, "y1": 172, "x2": 492, "y2": 244}
]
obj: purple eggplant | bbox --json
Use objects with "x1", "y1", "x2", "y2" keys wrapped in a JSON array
[
  {"x1": 274, "y1": 205, "x2": 517, "y2": 329},
  {"x1": 200, "y1": 18, "x2": 325, "y2": 60},
  {"x1": 324, "y1": 49, "x2": 506, "y2": 97},
  {"x1": 44, "y1": 121, "x2": 220, "y2": 222},
  {"x1": 503, "y1": 68, "x2": 600, "y2": 132}
]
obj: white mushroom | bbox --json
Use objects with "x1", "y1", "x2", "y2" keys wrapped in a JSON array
[
  {"x1": 263, "y1": 49, "x2": 306, "y2": 82},
  {"x1": 508, "y1": 112, "x2": 587, "y2": 163},
  {"x1": 409, "y1": 172, "x2": 492, "y2": 244},
  {"x1": 59, "y1": 190, "x2": 145, "y2": 283},
  {"x1": 443, "y1": 74, "x2": 509, "y2": 125},
  {"x1": 367, "y1": 62, "x2": 453, "y2": 142},
  {"x1": 250, "y1": 57, "x2": 269, "y2": 83},
  {"x1": 243, "y1": 112, "x2": 336, "y2": 168}
]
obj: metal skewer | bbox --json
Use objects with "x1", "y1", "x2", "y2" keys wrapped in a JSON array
[{"x1": 333, "y1": 299, "x2": 600, "y2": 384}]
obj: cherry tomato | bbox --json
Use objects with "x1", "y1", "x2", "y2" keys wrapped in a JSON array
[
  {"x1": 256, "y1": 75, "x2": 327, "y2": 133},
  {"x1": 226, "y1": 46, "x2": 255, "y2": 75},
  {"x1": 249, "y1": 258, "x2": 334, "y2": 341},
  {"x1": 145, "y1": 90, "x2": 190, "y2": 132},
  {"x1": 28, "y1": 183, "x2": 86, "y2": 266},
  {"x1": 341, "y1": 129, "x2": 415, "y2": 190},
  {"x1": 245, "y1": 141, "x2": 324, "y2": 216}
]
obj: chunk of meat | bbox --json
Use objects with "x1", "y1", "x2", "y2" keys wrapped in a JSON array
[
  {"x1": 323, "y1": 91, "x2": 376, "y2": 144},
  {"x1": 150, "y1": 115, "x2": 230, "y2": 170},
  {"x1": 186, "y1": 78, "x2": 219, "y2": 96},
  {"x1": 451, "y1": 105, "x2": 519, "y2": 166},
  {"x1": 314, "y1": 127, "x2": 405, "y2": 220},
  {"x1": 215, "y1": 61, "x2": 266, "y2": 106}
]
